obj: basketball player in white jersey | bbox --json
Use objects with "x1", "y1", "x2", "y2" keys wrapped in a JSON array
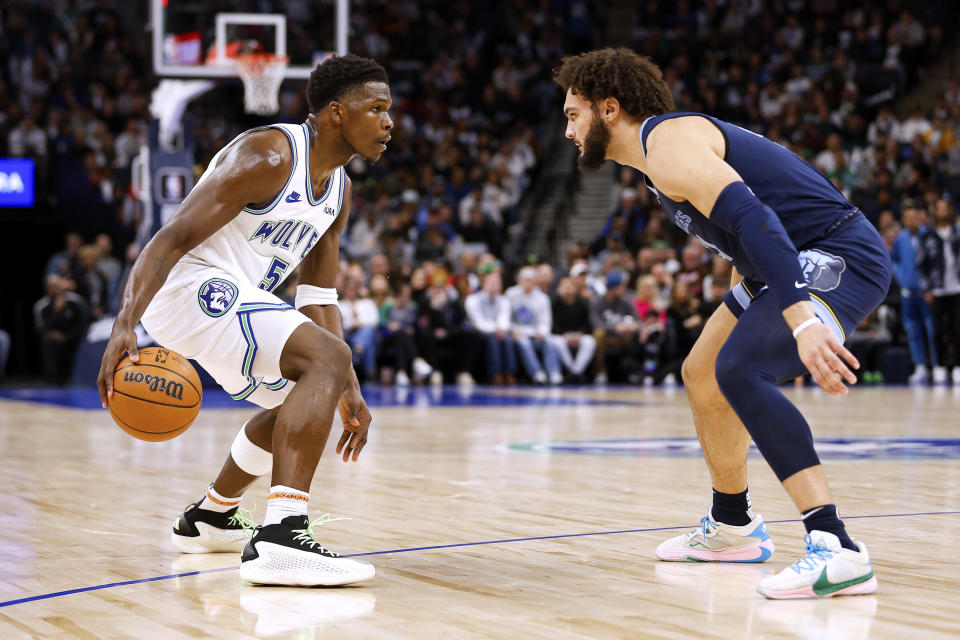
[{"x1": 97, "y1": 55, "x2": 393, "y2": 586}]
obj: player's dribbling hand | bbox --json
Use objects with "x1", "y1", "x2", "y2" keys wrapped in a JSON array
[
  {"x1": 336, "y1": 386, "x2": 372, "y2": 462},
  {"x1": 795, "y1": 322, "x2": 858, "y2": 396},
  {"x1": 97, "y1": 324, "x2": 140, "y2": 408}
]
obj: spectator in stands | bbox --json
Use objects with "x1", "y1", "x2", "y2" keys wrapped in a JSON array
[
  {"x1": 368, "y1": 253, "x2": 393, "y2": 280},
  {"x1": 94, "y1": 233, "x2": 122, "y2": 298},
  {"x1": 460, "y1": 205, "x2": 502, "y2": 257},
  {"x1": 570, "y1": 260, "x2": 601, "y2": 300},
  {"x1": 892, "y1": 199, "x2": 939, "y2": 383},
  {"x1": 45, "y1": 231, "x2": 82, "y2": 279},
  {"x1": 34, "y1": 275, "x2": 89, "y2": 386},
  {"x1": 417, "y1": 276, "x2": 479, "y2": 385},
  {"x1": 347, "y1": 205, "x2": 384, "y2": 263},
  {"x1": 702, "y1": 256, "x2": 733, "y2": 303},
  {"x1": 666, "y1": 280, "x2": 707, "y2": 362},
  {"x1": 674, "y1": 243, "x2": 708, "y2": 301},
  {"x1": 7, "y1": 115, "x2": 46, "y2": 157},
  {"x1": 507, "y1": 266, "x2": 561, "y2": 385},
  {"x1": 381, "y1": 283, "x2": 427, "y2": 386},
  {"x1": 536, "y1": 263, "x2": 556, "y2": 295},
  {"x1": 899, "y1": 104, "x2": 932, "y2": 144},
  {"x1": 919, "y1": 198, "x2": 960, "y2": 384},
  {"x1": 339, "y1": 278, "x2": 380, "y2": 384},
  {"x1": 465, "y1": 271, "x2": 517, "y2": 385},
  {"x1": 457, "y1": 250, "x2": 481, "y2": 294},
  {"x1": 592, "y1": 187, "x2": 646, "y2": 255},
  {"x1": 846, "y1": 310, "x2": 894, "y2": 384},
  {"x1": 650, "y1": 261, "x2": 674, "y2": 303},
  {"x1": 549, "y1": 276, "x2": 595, "y2": 383},
  {"x1": 815, "y1": 133, "x2": 852, "y2": 184},
  {"x1": 622, "y1": 308, "x2": 672, "y2": 386},
  {"x1": 74, "y1": 244, "x2": 108, "y2": 320},
  {"x1": 409, "y1": 267, "x2": 430, "y2": 306},
  {"x1": 633, "y1": 275, "x2": 666, "y2": 324},
  {"x1": 590, "y1": 270, "x2": 638, "y2": 384},
  {"x1": 369, "y1": 274, "x2": 393, "y2": 322},
  {"x1": 867, "y1": 105, "x2": 902, "y2": 146}
]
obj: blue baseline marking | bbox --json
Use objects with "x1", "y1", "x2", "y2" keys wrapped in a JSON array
[
  {"x1": 1, "y1": 510, "x2": 957, "y2": 609},
  {"x1": 0, "y1": 386, "x2": 655, "y2": 410}
]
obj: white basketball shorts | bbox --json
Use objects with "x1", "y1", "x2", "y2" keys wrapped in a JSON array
[{"x1": 141, "y1": 261, "x2": 310, "y2": 409}]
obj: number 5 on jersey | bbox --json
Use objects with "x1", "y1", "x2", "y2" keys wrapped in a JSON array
[{"x1": 259, "y1": 256, "x2": 289, "y2": 292}]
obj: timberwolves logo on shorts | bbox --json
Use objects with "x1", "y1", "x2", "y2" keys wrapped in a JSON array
[
  {"x1": 197, "y1": 278, "x2": 239, "y2": 317},
  {"x1": 798, "y1": 249, "x2": 846, "y2": 291}
]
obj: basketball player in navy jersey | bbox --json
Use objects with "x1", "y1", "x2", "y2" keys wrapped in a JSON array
[
  {"x1": 97, "y1": 55, "x2": 393, "y2": 586},
  {"x1": 555, "y1": 49, "x2": 890, "y2": 599}
]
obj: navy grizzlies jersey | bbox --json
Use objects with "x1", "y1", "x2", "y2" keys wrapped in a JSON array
[{"x1": 639, "y1": 112, "x2": 863, "y2": 283}]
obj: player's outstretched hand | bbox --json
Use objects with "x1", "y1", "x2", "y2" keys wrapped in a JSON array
[
  {"x1": 796, "y1": 322, "x2": 858, "y2": 396},
  {"x1": 97, "y1": 323, "x2": 140, "y2": 408},
  {"x1": 336, "y1": 386, "x2": 372, "y2": 462}
]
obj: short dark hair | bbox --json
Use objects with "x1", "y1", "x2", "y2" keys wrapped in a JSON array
[
  {"x1": 306, "y1": 54, "x2": 388, "y2": 112},
  {"x1": 553, "y1": 48, "x2": 675, "y2": 120}
]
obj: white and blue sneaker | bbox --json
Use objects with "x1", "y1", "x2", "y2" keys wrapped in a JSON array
[
  {"x1": 756, "y1": 530, "x2": 877, "y2": 599},
  {"x1": 656, "y1": 511, "x2": 775, "y2": 562}
]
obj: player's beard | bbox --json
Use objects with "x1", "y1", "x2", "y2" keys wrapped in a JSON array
[{"x1": 578, "y1": 114, "x2": 611, "y2": 172}]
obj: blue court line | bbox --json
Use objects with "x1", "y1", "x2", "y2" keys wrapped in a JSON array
[{"x1": 1, "y1": 509, "x2": 957, "y2": 609}]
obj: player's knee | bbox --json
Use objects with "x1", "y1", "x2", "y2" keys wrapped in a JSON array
[
  {"x1": 296, "y1": 336, "x2": 352, "y2": 380},
  {"x1": 681, "y1": 352, "x2": 711, "y2": 389},
  {"x1": 714, "y1": 346, "x2": 744, "y2": 396},
  {"x1": 327, "y1": 338, "x2": 353, "y2": 377}
]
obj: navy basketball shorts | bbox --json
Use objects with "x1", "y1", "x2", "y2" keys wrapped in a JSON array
[{"x1": 722, "y1": 213, "x2": 893, "y2": 381}]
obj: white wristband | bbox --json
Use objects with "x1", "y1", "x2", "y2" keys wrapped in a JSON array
[
  {"x1": 295, "y1": 285, "x2": 339, "y2": 309},
  {"x1": 792, "y1": 317, "x2": 823, "y2": 339}
]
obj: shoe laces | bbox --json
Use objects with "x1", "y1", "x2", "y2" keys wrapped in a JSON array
[
  {"x1": 291, "y1": 514, "x2": 350, "y2": 556},
  {"x1": 691, "y1": 515, "x2": 718, "y2": 539},
  {"x1": 229, "y1": 504, "x2": 259, "y2": 533},
  {"x1": 789, "y1": 534, "x2": 835, "y2": 574}
]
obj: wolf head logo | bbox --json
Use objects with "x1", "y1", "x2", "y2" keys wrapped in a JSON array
[
  {"x1": 798, "y1": 249, "x2": 846, "y2": 291},
  {"x1": 197, "y1": 278, "x2": 239, "y2": 317}
]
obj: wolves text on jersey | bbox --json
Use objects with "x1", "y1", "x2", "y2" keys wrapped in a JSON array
[{"x1": 249, "y1": 219, "x2": 321, "y2": 260}]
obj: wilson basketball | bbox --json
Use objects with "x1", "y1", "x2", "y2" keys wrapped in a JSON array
[{"x1": 108, "y1": 347, "x2": 202, "y2": 442}]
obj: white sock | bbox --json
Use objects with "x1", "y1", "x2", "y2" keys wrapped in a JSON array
[
  {"x1": 262, "y1": 485, "x2": 309, "y2": 526},
  {"x1": 198, "y1": 484, "x2": 241, "y2": 513}
]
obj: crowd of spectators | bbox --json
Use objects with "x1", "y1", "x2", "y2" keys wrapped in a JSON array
[
  {"x1": 11, "y1": 1, "x2": 960, "y2": 387},
  {"x1": 267, "y1": 249, "x2": 721, "y2": 386},
  {"x1": 3, "y1": 0, "x2": 592, "y2": 383},
  {"x1": 581, "y1": 1, "x2": 960, "y2": 386}
]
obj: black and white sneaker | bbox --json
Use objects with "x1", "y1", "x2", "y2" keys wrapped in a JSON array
[
  {"x1": 239, "y1": 514, "x2": 375, "y2": 586},
  {"x1": 171, "y1": 500, "x2": 253, "y2": 554}
]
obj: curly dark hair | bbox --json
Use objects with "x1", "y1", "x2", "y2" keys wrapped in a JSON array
[
  {"x1": 553, "y1": 48, "x2": 675, "y2": 120},
  {"x1": 306, "y1": 54, "x2": 388, "y2": 112}
]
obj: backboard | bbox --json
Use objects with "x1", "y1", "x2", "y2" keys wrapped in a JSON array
[{"x1": 151, "y1": 0, "x2": 349, "y2": 80}]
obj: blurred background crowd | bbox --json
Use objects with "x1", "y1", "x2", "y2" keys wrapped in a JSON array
[{"x1": 3, "y1": 0, "x2": 960, "y2": 388}]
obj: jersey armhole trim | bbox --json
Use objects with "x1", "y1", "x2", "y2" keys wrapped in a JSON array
[
  {"x1": 335, "y1": 167, "x2": 346, "y2": 217},
  {"x1": 639, "y1": 113, "x2": 730, "y2": 161},
  {"x1": 242, "y1": 126, "x2": 298, "y2": 215},
  {"x1": 703, "y1": 116, "x2": 730, "y2": 162},
  {"x1": 302, "y1": 123, "x2": 337, "y2": 206}
]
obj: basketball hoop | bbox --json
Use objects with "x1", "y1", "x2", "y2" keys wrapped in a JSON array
[{"x1": 235, "y1": 53, "x2": 289, "y2": 115}]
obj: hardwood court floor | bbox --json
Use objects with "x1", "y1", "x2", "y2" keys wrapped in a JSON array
[{"x1": 0, "y1": 384, "x2": 958, "y2": 639}]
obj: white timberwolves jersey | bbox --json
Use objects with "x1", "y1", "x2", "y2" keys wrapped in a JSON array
[{"x1": 182, "y1": 123, "x2": 346, "y2": 291}]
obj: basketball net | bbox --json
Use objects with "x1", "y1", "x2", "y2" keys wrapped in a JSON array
[{"x1": 235, "y1": 53, "x2": 289, "y2": 115}]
